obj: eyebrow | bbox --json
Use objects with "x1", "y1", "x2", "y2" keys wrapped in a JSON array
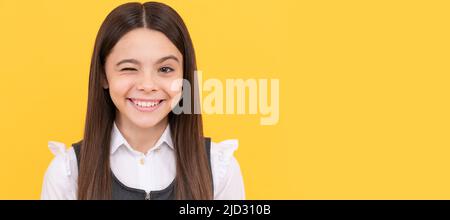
[
  {"x1": 116, "y1": 59, "x2": 140, "y2": 66},
  {"x1": 116, "y1": 55, "x2": 180, "y2": 66},
  {"x1": 156, "y1": 55, "x2": 180, "y2": 64}
]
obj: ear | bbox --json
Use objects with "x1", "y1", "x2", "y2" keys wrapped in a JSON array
[{"x1": 102, "y1": 76, "x2": 109, "y2": 89}]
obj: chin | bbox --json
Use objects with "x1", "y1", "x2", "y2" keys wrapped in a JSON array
[{"x1": 130, "y1": 116, "x2": 165, "y2": 129}]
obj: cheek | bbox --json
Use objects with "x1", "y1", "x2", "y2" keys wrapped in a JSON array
[
  {"x1": 163, "y1": 78, "x2": 183, "y2": 98},
  {"x1": 159, "y1": 78, "x2": 183, "y2": 110},
  {"x1": 108, "y1": 78, "x2": 134, "y2": 105}
]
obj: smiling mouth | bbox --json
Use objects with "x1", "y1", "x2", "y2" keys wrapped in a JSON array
[{"x1": 127, "y1": 98, "x2": 164, "y2": 109}]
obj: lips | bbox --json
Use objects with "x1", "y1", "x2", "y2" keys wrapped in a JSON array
[{"x1": 127, "y1": 98, "x2": 164, "y2": 111}]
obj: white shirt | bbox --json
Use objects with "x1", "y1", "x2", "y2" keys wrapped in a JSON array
[{"x1": 41, "y1": 122, "x2": 245, "y2": 200}]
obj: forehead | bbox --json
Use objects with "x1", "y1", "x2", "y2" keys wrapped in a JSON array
[{"x1": 108, "y1": 28, "x2": 182, "y2": 64}]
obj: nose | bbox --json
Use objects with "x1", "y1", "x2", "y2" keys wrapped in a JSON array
[{"x1": 136, "y1": 71, "x2": 158, "y2": 92}]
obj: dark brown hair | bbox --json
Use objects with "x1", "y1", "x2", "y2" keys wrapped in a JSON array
[{"x1": 78, "y1": 1, "x2": 213, "y2": 200}]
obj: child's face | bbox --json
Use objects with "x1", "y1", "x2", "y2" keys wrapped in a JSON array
[{"x1": 104, "y1": 28, "x2": 183, "y2": 129}]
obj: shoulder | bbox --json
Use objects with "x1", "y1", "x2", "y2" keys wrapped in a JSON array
[
  {"x1": 209, "y1": 139, "x2": 238, "y2": 181},
  {"x1": 209, "y1": 139, "x2": 246, "y2": 200},
  {"x1": 41, "y1": 141, "x2": 78, "y2": 200}
]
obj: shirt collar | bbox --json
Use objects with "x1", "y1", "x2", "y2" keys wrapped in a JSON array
[{"x1": 110, "y1": 122, "x2": 174, "y2": 155}]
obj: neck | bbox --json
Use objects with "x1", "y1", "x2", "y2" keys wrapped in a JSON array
[{"x1": 115, "y1": 116, "x2": 169, "y2": 154}]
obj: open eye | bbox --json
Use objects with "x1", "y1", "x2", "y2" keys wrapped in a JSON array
[
  {"x1": 120, "y1": 67, "x2": 137, "y2": 71},
  {"x1": 159, "y1": 66, "x2": 174, "y2": 73}
]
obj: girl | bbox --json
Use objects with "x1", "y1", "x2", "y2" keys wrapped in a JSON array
[{"x1": 41, "y1": 1, "x2": 245, "y2": 200}]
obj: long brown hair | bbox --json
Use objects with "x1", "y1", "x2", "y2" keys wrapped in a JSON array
[{"x1": 78, "y1": 1, "x2": 213, "y2": 200}]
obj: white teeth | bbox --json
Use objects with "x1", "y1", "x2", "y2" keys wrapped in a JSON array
[{"x1": 132, "y1": 100, "x2": 160, "y2": 108}]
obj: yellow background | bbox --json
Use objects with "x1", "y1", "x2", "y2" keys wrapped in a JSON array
[{"x1": 0, "y1": 0, "x2": 449, "y2": 199}]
